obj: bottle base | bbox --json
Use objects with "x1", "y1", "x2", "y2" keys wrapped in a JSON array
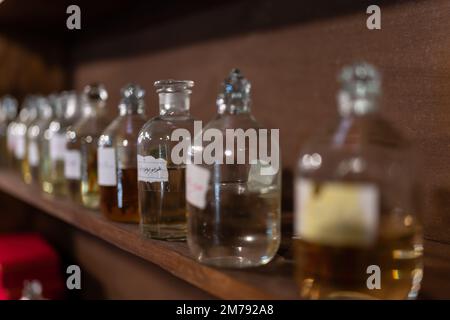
[
  {"x1": 140, "y1": 224, "x2": 186, "y2": 241},
  {"x1": 196, "y1": 255, "x2": 273, "y2": 269}
]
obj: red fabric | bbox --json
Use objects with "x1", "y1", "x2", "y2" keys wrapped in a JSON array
[{"x1": 0, "y1": 233, "x2": 65, "y2": 299}]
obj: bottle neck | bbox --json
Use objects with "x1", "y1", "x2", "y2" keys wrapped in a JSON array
[
  {"x1": 218, "y1": 102, "x2": 250, "y2": 115},
  {"x1": 158, "y1": 92, "x2": 190, "y2": 117},
  {"x1": 119, "y1": 103, "x2": 145, "y2": 116},
  {"x1": 83, "y1": 101, "x2": 106, "y2": 117},
  {"x1": 338, "y1": 91, "x2": 378, "y2": 117}
]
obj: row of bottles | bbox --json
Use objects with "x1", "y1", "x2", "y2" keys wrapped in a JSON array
[{"x1": 0, "y1": 63, "x2": 423, "y2": 299}]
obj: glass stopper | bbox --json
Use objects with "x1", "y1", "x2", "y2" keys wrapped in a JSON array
[
  {"x1": 154, "y1": 80, "x2": 194, "y2": 93},
  {"x1": 84, "y1": 83, "x2": 108, "y2": 103},
  {"x1": 338, "y1": 62, "x2": 381, "y2": 115},
  {"x1": 217, "y1": 68, "x2": 251, "y2": 113},
  {"x1": 339, "y1": 62, "x2": 381, "y2": 99},
  {"x1": 122, "y1": 83, "x2": 145, "y2": 100}
]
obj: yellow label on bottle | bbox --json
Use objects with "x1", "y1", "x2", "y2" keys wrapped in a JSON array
[{"x1": 295, "y1": 179, "x2": 379, "y2": 247}]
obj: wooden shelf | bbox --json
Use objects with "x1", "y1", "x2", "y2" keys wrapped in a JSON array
[
  {"x1": 0, "y1": 170, "x2": 297, "y2": 300},
  {"x1": 0, "y1": 169, "x2": 449, "y2": 299}
]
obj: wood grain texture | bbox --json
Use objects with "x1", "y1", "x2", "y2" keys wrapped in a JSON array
[
  {"x1": 72, "y1": 0, "x2": 450, "y2": 245},
  {"x1": 0, "y1": 170, "x2": 449, "y2": 298}
]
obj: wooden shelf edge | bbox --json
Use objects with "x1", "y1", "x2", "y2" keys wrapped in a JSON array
[{"x1": 0, "y1": 170, "x2": 296, "y2": 300}]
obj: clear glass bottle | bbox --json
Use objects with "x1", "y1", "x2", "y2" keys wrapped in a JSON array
[
  {"x1": 98, "y1": 84, "x2": 147, "y2": 223},
  {"x1": 25, "y1": 97, "x2": 53, "y2": 184},
  {"x1": 66, "y1": 84, "x2": 110, "y2": 208},
  {"x1": 137, "y1": 80, "x2": 195, "y2": 240},
  {"x1": 0, "y1": 95, "x2": 18, "y2": 167},
  {"x1": 187, "y1": 69, "x2": 281, "y2": 268},
  {"x1": 294, "y1": 62, "x2": 423, "y2": 299},
  {"x1": 8, "y1": 96, "x2": 38, "y2": 173},
  {"x1": 40, "y1": 92, "x2": 80, "y2": 196}
]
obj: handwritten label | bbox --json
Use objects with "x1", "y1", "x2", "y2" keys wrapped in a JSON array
[
  {"x1": 137, "y1": 155, "x2": 168, "y2": 183},
  {"x1": 98, "y1": 147, "x2": 117, "y2": 186},
  {"x1": 50, "y1": 133, "x2": 67, "y2": 161},
  {"x1": 64, "y1": 150, "x2": 81, "y2": 179},
  {"x1": 186, "y1": 164, "x2": 210, "y2": 210}
]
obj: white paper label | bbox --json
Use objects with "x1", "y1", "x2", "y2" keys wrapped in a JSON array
[
  {"x1": 295, "y1": 179, "x2": 379, "y2": 247},
  {"x1": 98, "y1": 147, "x2": 117, "y2": 186},
  {"x1": 137, "y1": 155, "x2": 169, "y2": 183},
  {"x1": 186, "y1": 164, "x2": 210, "y2": 210},
  {"x1": 15, "y1": 135, "x2": 25, "y2": 159},
  {"x1": 50, "y1": 133, "x2": 67, "y2": 161},
  {"x1": 28, "y1": 141, "x2": 39, "y2": 166},
  {"x1": 64, "y1": 150, "x2": 81, "y2": 179}
]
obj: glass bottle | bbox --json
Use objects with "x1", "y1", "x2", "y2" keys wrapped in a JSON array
[
  {"x1": 66, "y1": 84, "x2": 110, "y2": 208},
  {"x1": 8, "y1": 96, "x2": 38, "y2": 173},
  {"x1": 294, "y1": 62, "x2": 423, "y2": 299},
  {"x1": 40, "y1": 92, "x2": 80, "y2": 196},
  {"x1": 0, "y1": 95, "x2": 18, "y2": 167},
  {"x1": 186, "y1": 69, "x2": 281, "y2": 268},
  {"x1": 137, "y1": 80, "x2": 195, "y2": 240},
  {"x1": 98, "y1": 84, "x2": 147, "y2": 223},
  {"x1": 25, "y1": 97, "x2": 53, "y2": 184}
]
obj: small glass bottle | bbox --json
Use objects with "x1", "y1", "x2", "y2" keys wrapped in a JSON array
[
  {"x1": 294, "y1": 62, "x2": 423, "y2": 299},
  {"x1": 8, "y1": 96, "x2": 38, "y2": 173},
  {"x1": 0, "y1": 95, "x2": 18, "y2": 167},
  {"x1": 41, "y1": 92, "x2": 80, "y2": 196},
  {"x1": 137, "y1": 80, "x2": 195, "y2": 240},
  {"x1": 66, "y1": 84, "x2": 110, "y2": 208},
  {"x1": 186, "y1": 69, "x2": 281, "y2": 268},
  {"x1": 98, "y1": 84, "x2": 147, "y2": 223},
  {"x1": 25, "y1": 97, "x2": 53, "y2": 184}
]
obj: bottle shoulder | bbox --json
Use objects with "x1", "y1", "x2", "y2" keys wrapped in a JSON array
[
  {"x1": 70, "y1": 114, "x2": 113, "y2": 136},
  {"x1": 138, "y1": 115, "x2": 195, "y2": 142},
  {"x1": 297, "y1": 114, "x2": 415, "y2": 181},
  {"x1": 99, "y1": 115, "x2": 147, "y2": 146},
  {"x1": 204, "y1": 113, "x2": 263, "y2": 131}
]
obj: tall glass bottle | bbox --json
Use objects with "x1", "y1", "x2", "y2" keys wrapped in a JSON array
[
  {"x1": 66, "y1": 84, "x2": 110, "y2": 208},
  {"x1": 137, "y1": 80, "x2": 195, "y2": 240},
  {"x1": 98, "y1": 84, "x2": 147, "y2": 223},
  {"x1": 9, "y1": 97, "x2": 38, "y2": 173},
  {"x1": 25, "y1": 97, "x2": 53, "y2": 184},
  {"x1": 187, "y1": 69, "x2": 281, "y2": 268},
  {"x1": 294, "y1": 62, "x2": 423, "y2": 299},
  {"x1": 0, "y1": 95, "x2": 18, "y2": 166},
  {"x1": 41, "y1": 92, "x2": 80, "y2": 196}
]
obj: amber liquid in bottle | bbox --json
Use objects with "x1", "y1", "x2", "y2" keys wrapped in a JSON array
[
  {"x1": 294, "y1": 63, "x2": 423, "y2": 299},
  {"x1": 67, "y1": 179, "x2": 81, "y2": 202},
  {"x1": 66, "y1": 83, "x2": 110, "y2": 208},
  {"x1": 139, "y1": 166, "x2": 186, "y2": 239},
  {"x1": 295, "y1": 218, "x2": 423, "y2": 299},
  {"x1": 101, "y1": 168, "x2": 139, "y2": 223}
]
